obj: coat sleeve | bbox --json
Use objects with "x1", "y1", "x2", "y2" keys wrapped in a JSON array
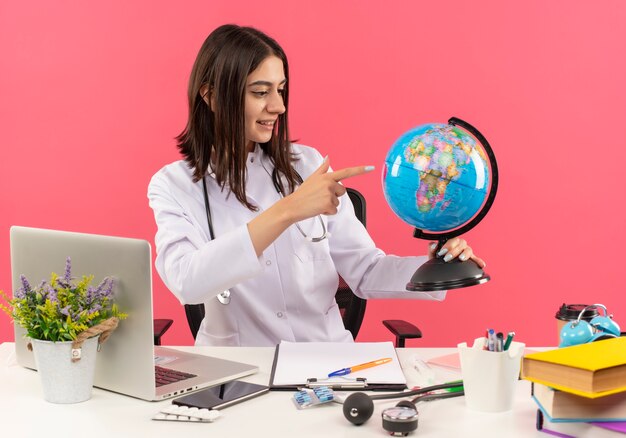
[
  {"x1": 327, "y1": 190, "x2": 446, "y2": 301},
  {"x1": 147, "y1": 171, "x2": 263, "y2": 305}
]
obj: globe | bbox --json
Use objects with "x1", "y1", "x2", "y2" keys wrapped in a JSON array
[
  {"x1": 381, "y1": 117, "x2": 498, "y2": 291},
  {"x1": 383, "y1": 123, "x2": 490, "y2": 233}
]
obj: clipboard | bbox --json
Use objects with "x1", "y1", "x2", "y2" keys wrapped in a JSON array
[{"x1": 269, "y1": 341, "x2": 407, "y2": 391}]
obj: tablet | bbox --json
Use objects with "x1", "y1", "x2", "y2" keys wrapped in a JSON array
[{"x1": 172, "y1": 380, "x2": 269, "y2": 410}]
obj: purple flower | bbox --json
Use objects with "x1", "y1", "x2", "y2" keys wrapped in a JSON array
[
  {"x1": 46, "y1": 285, "x2": 58, "y2": 302},
  {"x1": 102, "y1": 277, "x2": 114, "y2": 298},
  {"x1": 64, "y1": 257, "x2": 72, "y2": 283},
  {"x1": 86, "y1": 286, "x2": 96, "y2": 305},
  {"x1": 20, "y1": 275, "x2": 31, "y2": 293},
  {"x1": 93, "y1": 277, "x2": 114, "y2": 300},
  {"x1": 60, "y1": 305, "x2": 71, "y2": 316},
  {"x1": 55, "y1": 277, "x2": 70, "y2": 289}
]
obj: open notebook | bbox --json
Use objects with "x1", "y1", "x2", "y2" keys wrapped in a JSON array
[{"x1": 270, "y1": 341, "x2": 407, "y2": 391}]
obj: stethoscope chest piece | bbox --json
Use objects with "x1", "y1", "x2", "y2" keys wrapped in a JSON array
[{"x1": 381, "y1": 403, "x2": 419, "y2": 437}]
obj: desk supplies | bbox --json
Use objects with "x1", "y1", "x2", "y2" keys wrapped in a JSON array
[
  {"x1": 532, "y1": 382, "x2": 626, "y2": 422},
  {"x1": 153, "y1": 405, "x2": 221, "y2": 422},
  {"x1": 522, "y1": 337, "x2": 626, "y2": 398},
  {"x1": 503, "y1": 332, "x2": 515, "y2": 351},
  {"x1": 426, "y1": 352, "x2": 461, "y2": 370},
  {"x1": 269, "y1": 341, "x2": 406, "y2": 391},
  {"x1": 486, "y1": 329, "x2": 495, "y2": 351},
  {"x1": 495, "y1": 332, "x2": 504, "y2": 352},
  {"x1": 293, "y1": 386, "x2": 334, "y2": 409},
  {"x1": 458, "y1": 337, "x2": 526, "y2": 412},
  {"x1": 328, "y1": 358, "x2": 392, "y2": 377}
]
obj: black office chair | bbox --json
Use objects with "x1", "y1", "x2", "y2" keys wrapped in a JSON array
[
  {"x1": 341, "y1": 188, "x2": 422, "y2": 347},
  {"x1": 154, "y1": 188, "x2": 422, "y2": 346}
]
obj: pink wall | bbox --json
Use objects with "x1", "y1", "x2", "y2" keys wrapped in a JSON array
[{"x1": 2, "y1": 1, "x2": 625, "y2": 347}]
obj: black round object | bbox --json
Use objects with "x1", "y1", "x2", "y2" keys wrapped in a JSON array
[
  {"x1": 343, "y1": 392, "x2": 374, "y2": 425},
  {"x1": 406, "y1": 256, "x2": 490, "y2": 291}
]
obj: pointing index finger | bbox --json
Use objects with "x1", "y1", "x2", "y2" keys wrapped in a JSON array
[{"x1": 329, "y1": 165, "x2": 375, "y2": 182}]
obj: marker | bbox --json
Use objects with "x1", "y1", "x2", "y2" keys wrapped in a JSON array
[
  {"x1": 503, "y1": 331, "x2": 515, "y2": 351},
  {"x1": 328, "y1": 358, "x2": 392, "y2": 377},
  {"x1": 496, "y1": 332, "x2": 504, "y2": 352}
]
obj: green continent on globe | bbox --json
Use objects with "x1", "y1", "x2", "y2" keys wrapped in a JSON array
[{"x1": 403, "y1": 126, "x2": 475, "y2": 214}]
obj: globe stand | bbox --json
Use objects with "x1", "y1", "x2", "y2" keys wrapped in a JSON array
[
  {"x1": 406, "y1": 239, "x2": 490, "y2": 291},
  {"x1": 402, "y1": 117, "x2": 498, "y2": 292}
]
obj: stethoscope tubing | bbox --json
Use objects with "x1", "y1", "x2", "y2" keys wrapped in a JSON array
[{"x1": 200, "y1": 160, "x2": 328, "y2": 305}]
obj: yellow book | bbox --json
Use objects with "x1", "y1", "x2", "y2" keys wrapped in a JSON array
[{"x1": 521, "y1": 337, "x2": 626, "y2": 398}]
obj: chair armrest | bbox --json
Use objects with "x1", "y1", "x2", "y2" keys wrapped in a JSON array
[
  {"x1": 382, "y1": 319, "x2": 423, "y2": 348},
  {"x1": 153, "y1": 318, "x2": 173, "y2": 345}
]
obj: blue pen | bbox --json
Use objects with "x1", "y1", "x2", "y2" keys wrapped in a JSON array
[
  {"x1": 487, "y1": 329, "x2": 495, "y2": 351},
  {"x1": 328, "y1": 358, "x2": 392, "y2": 378}
]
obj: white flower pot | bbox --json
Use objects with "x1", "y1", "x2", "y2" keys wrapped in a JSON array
[{"x1": 30, "y1": 336, "x2": 99, "y2": 404}]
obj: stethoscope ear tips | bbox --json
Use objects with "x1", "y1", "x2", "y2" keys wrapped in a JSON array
[{"x1": 343, "y1": 392, "x2": 374, "y2": 425}]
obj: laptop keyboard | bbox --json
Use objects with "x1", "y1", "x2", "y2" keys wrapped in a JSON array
[{"x1": 155, "y1": 365, "x2": 197, "y2": 387}]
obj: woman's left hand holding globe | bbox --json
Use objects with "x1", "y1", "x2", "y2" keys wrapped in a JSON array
[{"x1": 428, "y1": 238, "x2": 486, "y2": 268}]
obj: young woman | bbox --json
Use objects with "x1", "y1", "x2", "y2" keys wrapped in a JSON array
[{"x1": 148, "y1": 24, "x2": 485, "y2": 346}]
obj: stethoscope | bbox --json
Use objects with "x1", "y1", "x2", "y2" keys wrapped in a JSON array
[
  {"x1": 201, "y1": 160, "x2": 328, "y2": 305},
  {"x1": 341, "y1": 381, "x2": 465, "y2": 435}
]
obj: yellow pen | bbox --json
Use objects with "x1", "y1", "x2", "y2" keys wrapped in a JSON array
[{"x1": 328, "y1": 358, "x2": 392, "y2": 377}]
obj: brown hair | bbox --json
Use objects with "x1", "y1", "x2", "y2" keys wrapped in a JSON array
[{"x1": 176, "y1": 24, "x2": 300, "y2": 211}]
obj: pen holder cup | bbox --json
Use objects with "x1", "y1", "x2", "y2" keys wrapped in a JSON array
[{"x1": 457, "y1": 338, "x2": 525, "y2": 413}]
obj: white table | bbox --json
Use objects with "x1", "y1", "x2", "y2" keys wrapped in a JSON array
[{"x1": 0, "y1": 343, "x2": 601, "y2": 437}]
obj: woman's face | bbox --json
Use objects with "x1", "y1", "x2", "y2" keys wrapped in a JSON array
[{"x1": 244, "y1": 55, "x2": 286, "y2": 151}]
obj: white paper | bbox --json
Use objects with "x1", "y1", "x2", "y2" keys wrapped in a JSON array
[{"x1": 272, "y1": 341, "x2": 406, "y2": 386}]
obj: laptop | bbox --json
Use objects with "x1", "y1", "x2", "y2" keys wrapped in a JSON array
[{"x1": 9, "y1": 226, "x2": 258, "y2": 401}]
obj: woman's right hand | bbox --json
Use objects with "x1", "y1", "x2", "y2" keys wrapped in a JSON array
[
  {"x1": 247, "y1": 157, "x2": 373, "y2": 257},
  {"x1": 282, "y1": 157, "x2": 374, "y2": 223}
]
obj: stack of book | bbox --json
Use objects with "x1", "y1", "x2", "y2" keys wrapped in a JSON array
[{"x1": 522, "y1": 337, "x2": 626, "y2": 436}]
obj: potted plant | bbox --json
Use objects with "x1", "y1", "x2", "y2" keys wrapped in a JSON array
[{"x1": 0, "y1": 257, "x2": 127, "y2": 403}]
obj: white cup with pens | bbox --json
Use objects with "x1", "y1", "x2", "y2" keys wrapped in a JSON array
[{"x1": 458, "y1": 331, "x2": 525, "y2": 413}]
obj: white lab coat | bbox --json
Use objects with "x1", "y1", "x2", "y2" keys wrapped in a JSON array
[{"x1": 148, "y1": 143, "x2": 446, "y2": 346}]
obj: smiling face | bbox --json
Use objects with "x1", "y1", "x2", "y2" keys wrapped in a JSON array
[{"x1": 244, "y1": 55, "x2": 286, "y2": 152}]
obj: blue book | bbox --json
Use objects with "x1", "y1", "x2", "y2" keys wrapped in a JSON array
[{"x1": 536, "y1": 409, "x2": 626, "y2": 437}]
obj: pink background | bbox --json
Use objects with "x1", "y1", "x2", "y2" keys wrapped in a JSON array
[{"x1": 1, "y1": 1, "x2": 625, "y2": 347}]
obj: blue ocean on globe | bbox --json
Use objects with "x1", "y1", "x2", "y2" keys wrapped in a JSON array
[{"x1": 382, "y1": 123, "x2": 490, "y2": 232}]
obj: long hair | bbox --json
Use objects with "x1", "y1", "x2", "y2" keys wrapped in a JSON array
[{"x1": 176, "y1": 24, "x2": 300, "y2": 211}]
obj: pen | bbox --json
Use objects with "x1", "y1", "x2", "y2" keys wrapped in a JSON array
[
  {"x1": 503, "y1": 331, "x2": 515, "y2": 351},
  {"x1": 495, "y1": 332, "x2": 504, "y2": 352},
  {"x1": 328, "y1": 358, "x2": 392, "y2": 377},
  {"x1": 487, "y1": 329, "x2": 495, "y2": 351}
]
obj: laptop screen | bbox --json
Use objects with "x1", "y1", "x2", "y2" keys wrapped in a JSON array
[{"x1": 10, "y1": 226, "x2": 158, "y2": 399}]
